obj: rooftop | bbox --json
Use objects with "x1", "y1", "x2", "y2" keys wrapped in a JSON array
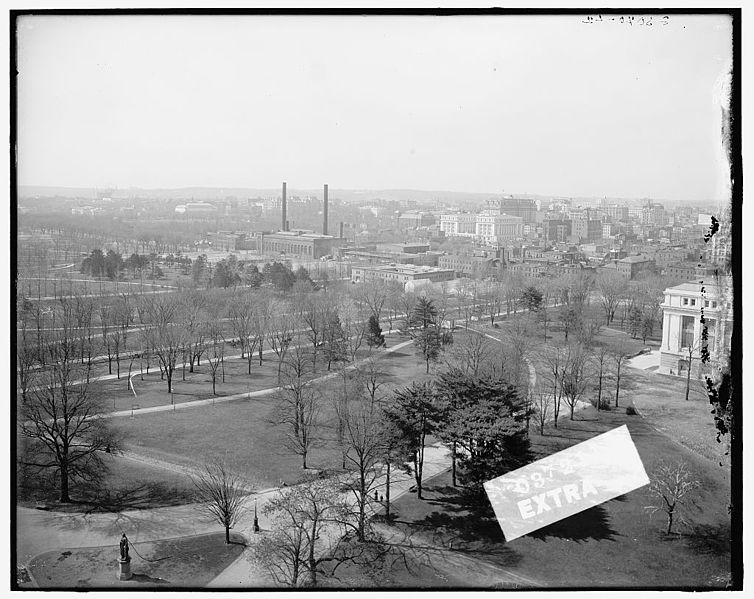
[
  {"x1": 619, "y1": 255, "x2": 653, "y2": 263},
  {"x1": 355, "y1": 264, "x2": 453, "y2": 275}
]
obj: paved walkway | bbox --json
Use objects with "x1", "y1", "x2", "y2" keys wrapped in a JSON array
[{"x1": 626, "y1": 349, "x2": 661, "y2": 371}]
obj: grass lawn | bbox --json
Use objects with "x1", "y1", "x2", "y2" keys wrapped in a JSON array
[
  {"x1": 94, "y1": 329, "x2": 442, "y2": 413},
  {"x1": 17, "y1": 453, "x2": 198, "y2": 512},
  {"x1": 379, "y1": 404, "x2": 731, "y2": 589},
  {"x1": 94, "y1": 350, "x2": 282, "y2": 412},
  {"x1": 625, "y1": 367, "x2": 729, "y2": 467},
  {"x1": 27, "y1": 531, "x2": 244, "y2": 589},
  {"x1": 115, "y1": 341, "x2": 435, "y2": 489}
]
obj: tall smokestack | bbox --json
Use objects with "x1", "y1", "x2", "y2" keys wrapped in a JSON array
[
  {"x1": 281, "y1": 182, "x2": 287, "y2": 231},
  {"x1": 323, "y1": 184, "x2": 329, "y2": 235},
  {"x1": 339, "y1": 221, "x2": 344, "y2": 239}
]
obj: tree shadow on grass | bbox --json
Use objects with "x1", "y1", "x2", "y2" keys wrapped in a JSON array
[
  {"x1": 527, "y1": 505, "x2": 617, "y2": 543},
  {"x1": 82, "y1": 482, "x2": 198, "y2": 514},
  {"x1": 684, "y1": 522, "x2": 731, "y2": 556}
]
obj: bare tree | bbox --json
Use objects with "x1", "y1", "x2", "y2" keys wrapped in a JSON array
[
  {"x1": 191, "y1": 460, "x2": 249, "y2": 544},
  {"x1": 145, "y1": 297, "x2": 185, "y2": 395},
  {"x1": 16, "y1": 329, "x2": 38, "y2": 403},
  {"x1": 681, "y1": 338, "x2": 702, "y2": 402},
  {"x1": 300, "y1": 298, "x2": 328, "y2": 371},
  {"x1": 229, "y1": 293, "x2": 256, "y2": 374},
  {"x1": 340, "y1": 400, "x2": 387, "y2": 541},
  {"x1": 533, "y1": 386, "x2": 554, "y2": 435},
  {"x1": 99, "y1": 304, "x2": 115, "y2": 375},
  {"x1": 268, "y1": 308, "x2": 296, "y2": 384},
  {"x1": 446, "y1": 330, "x2": 492, "y2": 377},
  {"x1": 254, "y1": 476, "x2": 359, "y2": 587},
  {"x1": 339, "y1": 298, "x2": 368, "y2": 363},
  {"x1": 19, "y1": 342, "x2": 121, "y2": 503},
  {"x1": 480, "y1": 282, "x2": 505, "y2": 326},
  {"x1": 597, "y1": 271, "x2": 628, "y2": 326},
  {"x1": 592, "y1": 345, "x2": 611, "y2": 410},
  {"x1": 274, "y1": 345, "x2": 321, "y2": 469},
  {"x1": 612, "y1": 344, "x2": 631, "y2": 408},
  {"x1": 644, "y1": 461, "x2": 701, "y2": 535},
  {"x1": 383, "y1": 281, "x2": 404, "y2": 333},
  {"x1": 205, "y1": 340, "x2": 224, "y2": 396},
  {"x1": 354, "y1": 359, "x2": 386, "y2": 408},
  {"x1": 561, "y1": 343, "x2": 592, "y2": 420},
  {"x1": 543, "y1": 344, "x2": 567, "y2": 428},
  {"x1": 352, "y1": 279, "x2": 389, "y2": 323}
]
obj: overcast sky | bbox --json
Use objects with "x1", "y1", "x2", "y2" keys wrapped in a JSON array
[{"x1": 16, "y1": 14, "x2": 732, "y2": 202}]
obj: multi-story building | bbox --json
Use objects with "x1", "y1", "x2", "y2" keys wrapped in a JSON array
[
  {"x1": 507, "y1": 261, "x2": 546, "y2": 277},
  {"x1": 208, "y1": 231, "x2": 249, "y2": 251},
  {"x1": 602, "y1": 223, "x2": 618, "y2": 239},
  {"x1": 616, "y1": 255, "x2": 655, "y2": 280},
  {"x1": 438, "y1": 254, "x2": 500, "y2": 277},
  {"x1": 571, "y1": 218, "x2": 603, "y2": 242},
  {"x1": 603, "y1": 204, "x2": 630, "y2": 222},
  {"x1": 475, "y1": 211, "x2": 524, "y2": 245},
  {"x1": 350, "y1": 264, "x2": 455, "y2": 287},
  {"x1": 544, "y1": 219, "x2": 572, "y2": 243},
  {"x1": 439, "y1": 213, "x2": 478, "y2": 237},
  {"x1": 663, "y1": 261, "x2": 719, "y2": 281},
  {"x1": 485, "y1": 197, "x2": 538, "y2": 223},
  {"x1": 641, "y1": 201, "x2": 668, "y2": 227},
  {"x1": 439, "y1": 211, "x2": 523, "y2": 244},
  {"x1": 397, "y1": 211, "x2": 436, "y2": 229},
  {"x1": 659, "y1": 281, "x2": 733, "y2": 376}
]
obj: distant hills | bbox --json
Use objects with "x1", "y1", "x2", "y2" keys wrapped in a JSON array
[{"x1": 17, "y1": 185, "x2": 701, "y2": 207}]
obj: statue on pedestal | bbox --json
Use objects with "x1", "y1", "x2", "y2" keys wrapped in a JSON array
[{"x1": 117, "y1": 533, "x2": 132, "y2": 581}]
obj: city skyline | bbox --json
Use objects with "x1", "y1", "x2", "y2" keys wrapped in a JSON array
[{"x1": 16, "y1": 14, "x2": 732, "y2": 203}]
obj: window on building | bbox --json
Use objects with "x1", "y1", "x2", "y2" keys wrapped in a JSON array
[
  {"x1": 690, "y1": 299, "x2": 696, "y2": 307},
  {"x1": 681, "y1": 315, "x2": 695, "y2": 349},
  {"x1": 712, "y1": 301, "x2": 718, "y2": 308},
  {"x1": 682, "y1": 298, "x2": 689, "y2": 306},
  {"x1": 704, "y1": 300, "x2": 709, "y2": 308}
]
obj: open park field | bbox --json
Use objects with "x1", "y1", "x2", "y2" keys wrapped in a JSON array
[{"x1": 112, "y1": 336, "x2": 438, "y2": 490}]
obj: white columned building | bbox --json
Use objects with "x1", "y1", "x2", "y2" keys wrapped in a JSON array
[{"x1": 659, "y1": 281, "x2": 732, "y2": 376}]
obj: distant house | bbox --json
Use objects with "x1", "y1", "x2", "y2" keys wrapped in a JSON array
[{"x1": 616, "y1": 255, "x2": 655, "y2": 280}]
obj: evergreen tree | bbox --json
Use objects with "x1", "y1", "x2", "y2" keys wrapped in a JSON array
[
  {"x1": 434, "y1": 368, "x2": 532, "y2": 500},
  {"x1": 520, "y1": 285, "x2": 543, "y2": 312},
  {"x1": 384, "y1": 382, "x2": 439, "y2": 500},
  {"x1": 410, "y1": 296, "x2": 438, "y2": 329},
  {"x1": 366, "y1": 315, "x2": 386, "y2": 349},
  {"x1": 323, "y1": 313, "x2": 348, "y2": 370}
]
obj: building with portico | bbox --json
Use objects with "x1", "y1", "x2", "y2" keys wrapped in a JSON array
[{"x1": 659, "y1": 281, "x2": 732, "y2": 376}]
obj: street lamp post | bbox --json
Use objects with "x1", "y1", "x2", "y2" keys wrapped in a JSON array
[{"x1": 253, "y1": 499, "x2": 260, "y2": 533}]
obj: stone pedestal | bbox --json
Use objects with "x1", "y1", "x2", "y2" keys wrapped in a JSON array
[{"x1": 117, "y1": 557, "x2": 132, "y2": 581}]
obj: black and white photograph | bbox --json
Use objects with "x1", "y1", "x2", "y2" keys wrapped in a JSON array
[{"x1": 11, "y1": 7, "x2": 741, "y2": 592}]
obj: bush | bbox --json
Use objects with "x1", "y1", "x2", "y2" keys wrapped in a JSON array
[
  {"x1": 599, "y1": 400, "x2": 612, "y2": 411},
  {"x1": 625, "y1": 406, "x2": 638, "y2": 416}
]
